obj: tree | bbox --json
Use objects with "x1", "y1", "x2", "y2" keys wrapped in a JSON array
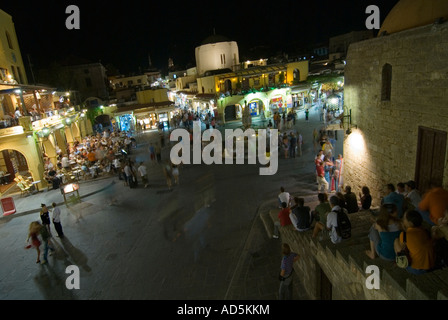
[{"x1": 278, "y1": 72, "x2": 285, "y2": 87}]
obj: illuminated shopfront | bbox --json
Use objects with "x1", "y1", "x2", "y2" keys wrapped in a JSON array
[
  {"x1": 136, "y1": 112, "x2": 158, "y2": 130},
  {"x1": 113, "y1": 102, "x2": 176, "y2": 132},
  {"x1": 248, "y1": 99, "x2": 264, "y2": 117},
  {"x1": 269, "y1": 96, "x2": 285, "y2": 113}
]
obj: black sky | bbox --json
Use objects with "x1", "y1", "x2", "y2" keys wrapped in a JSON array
[{"x1": 2, "y1": 0, "x2": 399, "y2": 77}]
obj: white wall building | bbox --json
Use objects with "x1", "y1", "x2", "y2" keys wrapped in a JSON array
[{"x1": 195, "y1": 35, "x2": 239, "y2": 77}]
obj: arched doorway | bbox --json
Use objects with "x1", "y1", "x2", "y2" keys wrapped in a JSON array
[
  {"x1": 248, "y1": 99, "x2": 264, "y2": 117},
  {"x1": 0, "y1": 149, "x2": 32, "y2": 194},
  {"x1": 225, "y1": 104, "x2": 242, "y2": 121},
  {"x1": 224, "y1": 79, "x2": 232, "y2": 93},
  {"x1": 95, "y1": 114, "x2": 113, "y2": 132},
  {"x1": 225, "y1": 105, "x2": 237, "y2": 121}
]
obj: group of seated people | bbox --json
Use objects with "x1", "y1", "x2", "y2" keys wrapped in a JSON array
[
  {"x1": 43, "y1": 130, "x2": 133, "y2": 189},
  {"x1": 275, "y1": 181, "x2": 448, "y2": 275}
]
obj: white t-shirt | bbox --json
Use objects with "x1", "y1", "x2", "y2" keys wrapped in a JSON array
[
  {"x1": 278, "y1": 191, "x2": 290, "y2": 205},
  {"x1": 138, "y1": 165, "x2": 147, "y2": 177},
  {"x1": 61, "y1": 157, "x2": 70, "y2": 168},
  {"x1": 52, "y1": 206, "x2": 61, "y2": 223},
  {"x1": 124, "y1": 165, "x2": 132, "y2": 177},
  {"x1": 326, "y1": 206, "x2": 343, "y2": 244}
]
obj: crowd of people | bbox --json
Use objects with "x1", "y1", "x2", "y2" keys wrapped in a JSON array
[
  {"x1": 43, "y1": 129, "x2": 138, "y2": 190},
  {"x1": 274, "y1": 180, "x2": 448, "y2": 276},
  {"x1": 314, "y1": 130, "x2": 344, "y2": 194}
]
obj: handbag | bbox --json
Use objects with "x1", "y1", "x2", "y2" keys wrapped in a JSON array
[{"x1": 396, "y1": 232, "x2": 411, "y2": 268}]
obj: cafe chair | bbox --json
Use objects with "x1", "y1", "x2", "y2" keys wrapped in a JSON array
[{"x1": 17, "y1": 181, "x2": 31, "y2": 197}]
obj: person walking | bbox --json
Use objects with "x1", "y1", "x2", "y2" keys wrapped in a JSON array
[
  {"x1": 155, "y1": 143, "x2": 162, "y2": 163},
  {"x1": 51, "y1": 202, "x2": 64, "y2": 238},
  {"x1": 316, "y1": 156, "x2": 329, "y2": 193},
  {"x1": 40, "y1": 204, "x2": 52, "y2": 236},
  {"x1": 278, "y1": 243, "x2": 299, "y2": 300},
  {"x1": 149, "y1": 143, "x2": 156, "y2": 163},
  {"x1": 138, "y1": 162, "x2": 149, "y2": 188},
  {"x1": 289, "y1": 133, "x2": 297, "y2": 158},
  {"x1": 163, "y1": 161, "x2": 173, "y2": 190},
  {"x1": 305, "y1": 108, "x2": 309, "y2": 121},
  {"x1": 123, "y1": 161, "x2": 132, "y2": 187},
  {"x1": 26, "y1": 221, "x2": 42, "y2": 264},
  {"x1": 297, "y1": 133, "x2": 303, "y2": 157},
  {"x1": 281, "y1": 134, "x2": 289, "y2": 159},
  {"x1": 39, "y1": 220, "x2": 54, "y2": 264},
  {"x1": 171, "y1": 163, "x2": 179, "y2": 185}
]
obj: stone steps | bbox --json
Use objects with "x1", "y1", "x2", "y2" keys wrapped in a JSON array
[{"x1": 260, "y1": 203, "x2": 448, "y2": 300}]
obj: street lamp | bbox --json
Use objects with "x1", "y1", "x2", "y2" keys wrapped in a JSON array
[
  {"x1": 41, "y1": 126, "x2": 50, "y2": 137},
  {"x1": 343, "y1": 109, "x2": 357, "y2": 135}
]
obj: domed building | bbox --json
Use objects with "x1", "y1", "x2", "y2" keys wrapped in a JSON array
[
  {"x1": 343, "y1": 0, "x2": 448, "y2": 205},
  {"x1": 195, "y1": 34, "x2": 239, "y2": 77},
  {"x1": 378, "y1": 0, "x2": 448, "y2": 35}
]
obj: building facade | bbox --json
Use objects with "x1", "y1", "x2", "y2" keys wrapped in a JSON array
[
  {"x1": 0, "y1": 9, "x2": 28, "y2": 86},
  {"x1": 195, "y1": 35, "x2": 239, "y2": 77},
  {"x1": 0, "y1": 9, "x2": 93, "y2": 194},
  {"x1": 60, "y1": 62, "x2": 109, "y2": 107},
  {"x1": 343, "y1": 0, "x2": 448, "y2": 203}
]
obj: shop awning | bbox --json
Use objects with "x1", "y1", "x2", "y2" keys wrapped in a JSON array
[
  {"x1": 0, "y1": 83, "x2": 57, "y2": 95},
  {"x1": 215, "y1": 63, "x2": 288, "y2": 80},
  {"x1": 194, "y1": 93, "x2": 216, "y2": 101},
  {"x1": 113, "y1": 101, "x2": 175, "y2": 116},
  {"x1": 175, "y1": 90, "x2": 198, "y2": 97},
  {"x1": 290, "y1": 84, "x2": 311, "y2": 94}
]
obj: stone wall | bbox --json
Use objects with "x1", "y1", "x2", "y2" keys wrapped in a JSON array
[
  {"x1": 343, "y1": 22, "x2": 448, "y2": 202},
  {"x1": 265, "y1": 207, "x2": 448, "y2": 300}
]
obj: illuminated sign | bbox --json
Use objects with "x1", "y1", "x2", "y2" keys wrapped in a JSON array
[{"x1": 63, "y1": 183, "x2": 79, "y2": 194}]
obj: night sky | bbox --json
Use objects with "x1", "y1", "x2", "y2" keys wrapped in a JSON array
[{"x1": 2, "y1": 0, "x2": 399, "y2": 77}]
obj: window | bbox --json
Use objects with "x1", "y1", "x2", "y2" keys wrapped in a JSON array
[
  {"x1": 16, "y1": 66, "x2": 24, "y2": 84},
  {"x1": 381, "y1": 63, "x2": 392, "y2": 101},
  {"x1": 220, "y1": 54, "x2": 226, "y2": 65},
  {"x1": 10, "y1": 66, "x2": 17, "y2": 81},
  {"x1": 0, "y1": 68, "x2": 7, "y2": 81},
  {"x1": 5, "y1": 31, "x2": 13, "y2": 49}
]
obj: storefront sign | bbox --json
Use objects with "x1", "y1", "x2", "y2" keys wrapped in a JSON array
[{"x1": 63, "y1": 183, "x2": 79, "y2": 194}]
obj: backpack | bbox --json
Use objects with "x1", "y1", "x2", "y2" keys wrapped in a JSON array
[{"x1": 335, "y1": 208, "x2": 351, "y2": 239}]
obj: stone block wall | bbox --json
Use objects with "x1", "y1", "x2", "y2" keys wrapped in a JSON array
[
  {"x1": 343, "y1": 22, "x2": 448, "y2": 202},
  {"x1": 268, "y1": 208, "x2": 448, "y2": 300}
]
